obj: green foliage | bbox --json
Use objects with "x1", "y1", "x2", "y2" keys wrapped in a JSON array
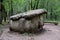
[{"x1": 3, "y1": 0, "x2": 60, "y2": 21}]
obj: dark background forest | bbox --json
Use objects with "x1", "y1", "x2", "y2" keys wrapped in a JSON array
[{"x1": 0, "y1": 0, "x2": 60, "y2": 24}]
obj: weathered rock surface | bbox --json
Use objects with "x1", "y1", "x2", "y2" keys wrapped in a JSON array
[
  {"x1": 10, "y1": 9, "x2": 47, "y2": 20},
  {"x1": 9, "y1": 9, "x2": 47, "y2": 32}
]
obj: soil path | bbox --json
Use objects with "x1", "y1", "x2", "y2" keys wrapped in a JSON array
[{"x1": 0, "y1": 24, "x2": 60, "y2": 40}]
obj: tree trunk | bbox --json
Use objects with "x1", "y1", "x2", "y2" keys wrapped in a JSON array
[
  {"x1": 35, "y1": 0, "x2": 39, "y2": 9},
  {"x1": 46, "y1": 0, "x2": 49, "y2": 19},
  {"x1": 10, "y1": 0, "x2": 13, "y2": 16},
  {"x1": 0, "y1": 0, "x2": 3, "y2": 24},
  {"x1": 0, "y1": 0, "x2": 7, "y2": 23}
]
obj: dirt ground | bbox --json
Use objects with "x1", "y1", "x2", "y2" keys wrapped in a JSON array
[{"x1": 0, "y1": 23, "x2": 60, "y2": 40}]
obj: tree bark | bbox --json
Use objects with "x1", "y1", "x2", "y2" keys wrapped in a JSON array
[
  {"x1": 0, "y1": 0, "x2": 7, "y2": 23},
  {"x1": 0, "y1": 0, "x2": 3, "y2": 24}
]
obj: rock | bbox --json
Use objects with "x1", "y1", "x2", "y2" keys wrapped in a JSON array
[{"x1": 9, "y1": 9, "x2": 47, "y2": 33}]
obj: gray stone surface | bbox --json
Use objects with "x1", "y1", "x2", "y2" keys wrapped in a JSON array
[
  {"x1": 9, "y1": 9, "x2": 47, "y2": 32},
  {"x1": 10, "y1": 9, "x2": 47, "y2": 19},
  {"x1": 10, "y1": 16, "x2": 44, "y2": 32}
]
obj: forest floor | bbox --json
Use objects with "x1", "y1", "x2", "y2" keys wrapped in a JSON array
[{"x1": 0, "y1": 23, "x2": 60, "y2": 40}]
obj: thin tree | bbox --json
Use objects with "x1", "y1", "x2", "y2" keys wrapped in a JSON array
[
  {"x1": 9, "y1": 0, "x2": 13, "y2": 16},
  {"x1": 0, "y1": 0, "x2": 6, "y2": 23}
]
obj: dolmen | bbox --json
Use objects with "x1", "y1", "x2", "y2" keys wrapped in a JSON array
[{"x1": 9, "y1": 9, "x2": 47, "y2": 33}]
